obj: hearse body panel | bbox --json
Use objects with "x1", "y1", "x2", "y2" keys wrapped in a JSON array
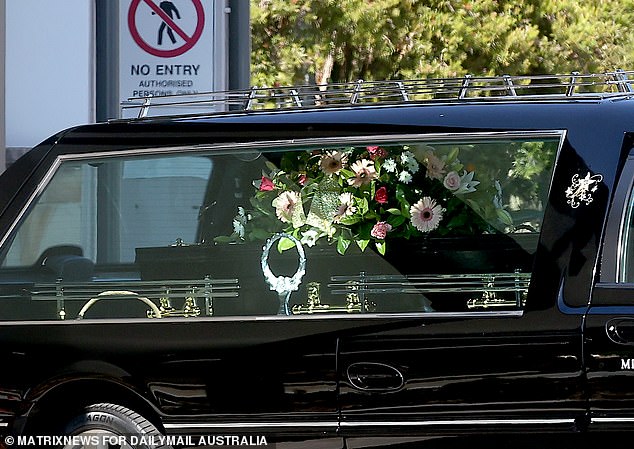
[{"x1": 0, "y1": 74, "x2": 632, "y2": 447}]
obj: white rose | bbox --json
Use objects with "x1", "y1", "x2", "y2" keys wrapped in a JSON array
[{"x1": 443, "y1": 171, "x2": 461, "y2": 191}]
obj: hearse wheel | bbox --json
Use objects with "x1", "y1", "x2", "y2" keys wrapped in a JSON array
[{"x1": 63, "y1": 403, "x2": 172, "y2": 449}]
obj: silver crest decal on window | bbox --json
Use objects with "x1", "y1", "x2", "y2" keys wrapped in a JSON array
[{"x1": 565, "y1": 172, "x2": 603, "y2": 208}]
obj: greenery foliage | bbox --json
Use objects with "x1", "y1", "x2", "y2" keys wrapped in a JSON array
[
  {"x1": 215, "y1": 139, "x2": 557, "y2": 255},
  {"x1": 251, "y1": 0, "x2": 634, "y2": 86}
]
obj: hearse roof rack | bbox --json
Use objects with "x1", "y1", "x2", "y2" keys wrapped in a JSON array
[{"x1": 120, "y1": 69, "x2": 634, "y2": 119}]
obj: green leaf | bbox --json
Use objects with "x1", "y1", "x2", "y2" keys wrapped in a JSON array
[
  {"x1": 340, "y1": 169, "x2": 355, "y2": 178},
  {"x1": 337, "y1": 236, "x2": 351, "y2": 255},
  {"x1": 356, "y1": 239, "x2": 370, "y2": 252},
  {"x1": 447, "y1": 147, "x2": 460, "y2": 164},
  {"x1": 375, "y1": 241, "x2": 386, "y2": 256},
  {"x1": 264, "y1": 161, "x2": 279, "y2": 173},
  {"x1": 213, "y1": 235, "x2": 238, "y2": 243},
  {"x1": 277, "y1": 236, "x2": 297, "y2": 252},
  {"x1": 339, "y1": 216, "x2": 362, "y2": 225},
  {"x1": 358, "y1": 198, "x2": 369, "y2": 215},
  {"x1": 496, "y1": 209, "x2": 514, "y2": 227},
  {"x1": 395, "y1": 186, "x2": 411, "y2": 214},
  {"x1": 387, "y1": 215, "x2": 407, "y2": 227},
  {"x1": 387, "y1": 208, "x2": 401, "y2": 215},
  {"x1": 251, "y1": 228, "x2": 273, "y2": 240},
  {"x1": 464, "y1": 199, "x2": 482, "y2": 214}
]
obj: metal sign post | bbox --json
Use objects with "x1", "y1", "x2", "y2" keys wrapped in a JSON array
[{"x1": 0, "y1": 0, "x2": 5, "y2": 172}]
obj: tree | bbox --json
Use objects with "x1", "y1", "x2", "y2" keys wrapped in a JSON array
[{"x1": 251, "y1": 0, "x2": 634, "y2": 86}]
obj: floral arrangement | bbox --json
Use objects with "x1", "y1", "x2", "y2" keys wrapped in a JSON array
[{"x1": 218, "y1": 143, "x2": 514, "y2": 255}]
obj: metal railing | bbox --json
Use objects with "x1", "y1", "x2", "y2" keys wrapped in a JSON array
[
  {"x1": 327, "y1": 271, "x2": 530, "y2": 312},
  {"x1": 31, "y1": 277, "x2": 239, "y2": 319},
  {"x1": 120, "y1": 70, "x2": 634, "y2": 119}
]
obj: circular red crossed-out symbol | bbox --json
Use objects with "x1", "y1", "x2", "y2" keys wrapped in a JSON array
[{"x1": 128, "y1": 0, "x2": 205, "y2": 58}]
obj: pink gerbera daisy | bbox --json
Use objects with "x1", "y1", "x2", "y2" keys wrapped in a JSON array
[
  {"x1": 424, "y1": 151, "x2": 446, "y2": 180},
  {"x1": 410, "y1": 197, "x2": 443, "y2": 233},
  {"x1": 272, "y1": 191, "x2": 302, "y2": 224},
  {"x1": 319, "y1": 151, "x2": 348, "y2": 174},
  {"x1": 349, "y1": 159, "x2": 377, "y2": 187},
  {"x1": 334, "y1": 192, "x2": 357, "y2": 222}
]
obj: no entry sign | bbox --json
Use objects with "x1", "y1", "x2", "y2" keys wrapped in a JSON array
[
  {"x1": 119, "y1": 0, "x2": 220, "y2": 114},
  {"x1": 128, "y1": 0, "x2": 205, "y2": 58}
]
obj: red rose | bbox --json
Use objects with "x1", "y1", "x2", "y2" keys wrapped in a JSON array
[
  {"x1": 260, "y1": 176, "x2": 275, "y2": 191},
  {"x1": 375, "y1": 186, "x2": 388, "y2": 204},
  {"x1": 367, "y1": 145, "x2": 388, "y2": 160}
]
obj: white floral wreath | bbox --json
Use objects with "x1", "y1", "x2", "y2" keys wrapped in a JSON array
[{"x1": 260, "y1": 233, "x2": 306, "y2": 295}]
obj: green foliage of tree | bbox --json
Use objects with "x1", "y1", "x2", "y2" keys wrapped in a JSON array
[{"x1": 251, "y1": 0, "x2": 634, "y2": 86}]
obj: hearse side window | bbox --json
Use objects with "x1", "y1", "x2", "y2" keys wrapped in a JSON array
[
  {"x1": 599, "y1": 150, "x2": 634, "y2": 287},
  {"x1": 0, "y1": 134, "x2": 558, "y2": 321},
  {"x1": 3, "y1": 163, "x2": 98, "y2": 266},
  {"x1": 2, "y1": 156, "x2": 212, "y2": 267}
]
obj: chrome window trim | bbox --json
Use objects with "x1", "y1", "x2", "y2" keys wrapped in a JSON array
[
  {"x1": 0, "y1": 157, "x2": 63, "y2": 252},
  {"x1": 618, "y1": 157, "x2": 634, "y2": 282},
  {"x1": 164, "y1": 417, "x2": 573, "y2": 431},
  {"x1": 340, "y1": 418, "x2": 574, "y2": 427},
  {"x1": 55, "y1": 130, "x2": 567, "y2": 161},
  {"x1": 164, "y1": 421, "x2": 338, "y2": 430},
  {"x1": 14, "y1": 130, "x2": 567, "y2": 170},
  {"x1": 0, "y1": 310, "x2": 524, "y2": 326},
  {"x1": 601, "y1": 153, "x2": 634, "y2": 283},
  {"x1": 591, "y1": 417, "x2": 634, "y2": 423},
  {"x1": 0, "y1": 130, "x2": 565, "y2": 256}
]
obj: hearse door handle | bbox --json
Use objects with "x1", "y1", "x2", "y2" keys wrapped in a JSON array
[
  {"x1": 607, "y1": 318, "x2": 634, "y2": 345},
  {"x1": 346, "y1": 362, "x2": 404, "y2": 391}
]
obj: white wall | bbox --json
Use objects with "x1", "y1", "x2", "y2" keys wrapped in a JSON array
[{"x1": 6, "y1": 0, "x2": 94, "y2": 148}]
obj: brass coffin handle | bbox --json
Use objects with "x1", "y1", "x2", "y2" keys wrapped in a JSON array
[{"x1": 76, "y1": 290, "x2": 162, "y2": 320}]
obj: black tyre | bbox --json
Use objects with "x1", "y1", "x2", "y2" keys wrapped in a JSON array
[{"x1": 62, "y1": 403, "x2": 172, "y2": 449}]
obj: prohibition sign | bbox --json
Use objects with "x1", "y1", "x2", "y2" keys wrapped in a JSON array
[{"x1": 128, "y1": 0, "x2": 205, "y2": 58}]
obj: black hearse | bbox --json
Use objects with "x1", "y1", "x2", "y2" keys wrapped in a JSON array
[{"x1": 0, "y1": 72, "x2": 633, "y2": 448}]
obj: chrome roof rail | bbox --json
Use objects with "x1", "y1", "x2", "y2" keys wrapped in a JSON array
[
  {"x1": 458, "y1": 74, "x2": 472, "y2": 99},
  {"x1": 118, "y1": 70, "x2": 634, "y2": 119},
  {"x1": 614, "y1": 69, "x2": 634, "y2": 93},
  {"x1": 244, "y1": 86, "x2": 258, "y2": 110},
  {"x1": 503, "y1": 75, "x2": 517, "y2": 96}
]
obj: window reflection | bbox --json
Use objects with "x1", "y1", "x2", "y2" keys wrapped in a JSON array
[{"x1": 0, "y1": 135, "x2": 559, "y2": 321}]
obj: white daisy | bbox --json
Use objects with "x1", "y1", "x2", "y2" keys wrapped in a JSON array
[
  {"x1": 398, "y1": 170, "x2": 413, "y2": 184},
  {"x1": 383, "y1": 158, "x2": 397, "y2": 173},
  {"x1": 406, "y1": 159, "x2": 419, "y2": 174}
]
